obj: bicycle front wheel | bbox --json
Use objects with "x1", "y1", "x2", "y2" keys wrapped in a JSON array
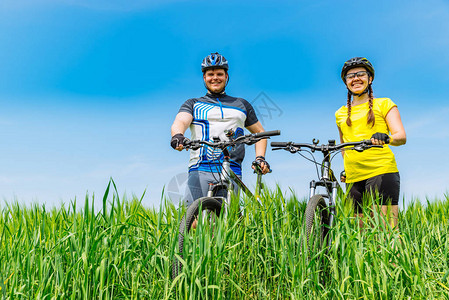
[
  {"x1": 172, "y1": 197, "x2": 222, "y2": 280},
  {"x1": 304, "y1": 194, "x2": 330, "y2": 254}
]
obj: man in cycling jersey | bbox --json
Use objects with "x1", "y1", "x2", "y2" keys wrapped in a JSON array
[{"x1": 170, "y1": 52, "x2": 270, "y2": 206}]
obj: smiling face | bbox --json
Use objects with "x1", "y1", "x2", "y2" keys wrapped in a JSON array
[
  {"x1": 203, "y1": 68, "x2": 228, "y2": 93},
  {"x1": 344, "y1": 67, "x2": 372, "y2": 95}
]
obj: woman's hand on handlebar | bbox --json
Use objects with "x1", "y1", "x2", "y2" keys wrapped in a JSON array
[{"x1": 370, "y1": 132, "x2": 390, "y2": 146}]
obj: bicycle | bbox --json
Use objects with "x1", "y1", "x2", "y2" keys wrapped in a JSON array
[
  {"x1": 172, "y1": 129, "x2": 280, "y2": 279},
  {"x1": 270, "y1": 138, "x2": 382, "y2": 254}
]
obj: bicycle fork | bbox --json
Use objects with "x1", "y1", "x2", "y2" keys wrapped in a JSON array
[{"x1": 309, "y1": 180, "x2": 338, "y2": 249}]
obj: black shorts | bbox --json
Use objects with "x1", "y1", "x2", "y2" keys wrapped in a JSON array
[{"x1": 347, "y1": 172, "x2": 400, "y2": 213}]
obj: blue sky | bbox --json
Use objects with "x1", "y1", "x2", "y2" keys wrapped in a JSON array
[{"x1": 0, "y1": 0, "x2": 448, "y2": 208}]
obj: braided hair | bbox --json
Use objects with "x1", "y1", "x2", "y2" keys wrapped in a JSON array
[
  {"x1": 366, "y1": 85, "x2": 375, "y2": 127},
  {"x1": 346, "y1": 81, "x2": 375, "y2": 127},
  {"x1": 346, "y1": 90, "x2": 352, "y2": 126}
]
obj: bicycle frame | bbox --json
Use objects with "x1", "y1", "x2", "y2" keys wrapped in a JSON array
[
  {"x1": 171, "y1": 129, "x2": 279, "y2": 280},
  {"x1": 271, "y1": 138, "x2": 379, "y2": 252},
  {"x1": 205, "y1": 147, "x2": 263, "y2": 206}
]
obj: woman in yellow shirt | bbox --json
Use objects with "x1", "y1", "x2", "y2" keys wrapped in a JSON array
[{"x1": 335, "y1": 57, "x2": 406, "y2": 227}]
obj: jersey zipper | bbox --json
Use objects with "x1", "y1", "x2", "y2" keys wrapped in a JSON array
[{"x1": 216, "y1": 98, "x2": 224, "y2": 119}]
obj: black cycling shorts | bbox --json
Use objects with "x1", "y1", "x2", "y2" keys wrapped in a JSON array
[{"x1": 347, "y1": 172, "x2": 400, "y2": 213}]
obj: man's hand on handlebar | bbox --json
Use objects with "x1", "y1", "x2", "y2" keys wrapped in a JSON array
[
  {"x1": 171, "y1": 133, "x2": 190, "y2": 151},
  {"x1": 252, "y1": 156, "x2": 271, "y2": 175}
]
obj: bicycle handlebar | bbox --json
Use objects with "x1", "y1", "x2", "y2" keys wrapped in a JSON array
[
  {"x1": 185, "y1": 130, "x2": 281, "y2": 150},
  {"x1": 252, "y1": 130, "x2": 281, "y2": 138},
  {"x1": 271, "y1": 139, "x2": 380, "y2": 153}
]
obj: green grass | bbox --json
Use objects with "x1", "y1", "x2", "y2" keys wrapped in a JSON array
[{"x1": 1, "y1": 180, "x2": 448, "y2": 299}]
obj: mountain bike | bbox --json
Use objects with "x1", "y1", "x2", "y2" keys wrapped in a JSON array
[
  {"x1": 270, "y1": 138, "x2": 381, "y2": 254},
  {"x1": 172, "y1": 129, "x2": 280, "y2": 279}
]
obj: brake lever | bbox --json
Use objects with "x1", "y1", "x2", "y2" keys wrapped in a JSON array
[
  {"x1": 245, "y1": 137, "x2": 264, "y2": 145},
  {"x1": 353, "y1": 146, "x2": 364, "y2": 152},
  {"x1": 190, "y1": 144, "x2": 201, "y2": 150},
  {"x1": 287, "y1": 145, "x2": 299, "y2": 153},
  {"x1": 367, "y1": 145, "x2": 383, "y2": 149},
  {"x1": 353, "y1": 144, "x2": 383, "y2": 152},
  {"x1": 271, "y1": 146, "x2": 297, "y2": 153}
]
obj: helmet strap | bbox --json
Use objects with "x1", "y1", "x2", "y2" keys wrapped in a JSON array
[{"x1": 348, "y1": 86, "x2": 370, "y2": 97}]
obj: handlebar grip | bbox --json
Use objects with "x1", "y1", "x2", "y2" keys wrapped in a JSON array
[
  {"x1": 270, "y1": 141, "x2": 289, "y2": 147},
  {"x1": 253, "y1": 130, "x2": 281, "y2": 138}
]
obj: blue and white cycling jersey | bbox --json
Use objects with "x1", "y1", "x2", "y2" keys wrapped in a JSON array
[{"x1": 179, "y1": 93, "x2": 258, "y2": 176}]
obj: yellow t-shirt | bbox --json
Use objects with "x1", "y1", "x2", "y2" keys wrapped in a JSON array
[{"x1": 335, "y1": 97, "x2": 398, "y2": 183}]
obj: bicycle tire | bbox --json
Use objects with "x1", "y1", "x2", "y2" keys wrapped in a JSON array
[
  {"x1": 172, "y1": 197, "x2": 222, "y2": 280},
  {"x1": 304, "y1": 194, "x2": 330, "y2": 254}
]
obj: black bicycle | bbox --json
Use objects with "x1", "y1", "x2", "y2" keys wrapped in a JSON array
[
  {"x1": 172, "y1": 129, "x2": 280, "y2": 279},
  {"x1": 271, "y1": 139, "x2": 381, "y2": 254}
]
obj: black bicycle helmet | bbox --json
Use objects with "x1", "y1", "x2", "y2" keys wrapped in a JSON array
[
  {"x1": 201, "y1": 52, "x2": 229, "y2": 72},
  {"x1": 341, "y1": 57, "x2": 375, "y2": 82}
]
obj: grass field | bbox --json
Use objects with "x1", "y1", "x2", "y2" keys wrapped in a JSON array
[{"x1": 1, "y1": 180, "x2": 448, "y2": 299}]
